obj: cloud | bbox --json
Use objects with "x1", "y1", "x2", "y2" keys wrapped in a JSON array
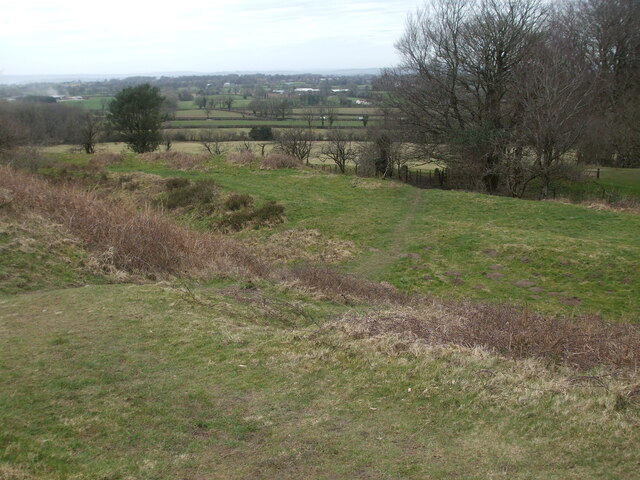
[{"x1": 0, "y1": 0, "x2": 421, "y2": 74}]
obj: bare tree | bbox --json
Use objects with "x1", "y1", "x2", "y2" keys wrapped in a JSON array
[
  {"x1": 72, "y1": 112, "x2": 101, "y2": 154},
  {"x1": 512, "y1": 12, "x2": 595, "y2": 198},
  {"x1": 275, "y1": 128, "x2": 314, "y2": 164},
  {"x1": 384, "y1": 0, "x2": 547, "y2": 192},
  {"x1": 200, "y1": 129, "x2": 227, "y2": 156},
  {"x1": 221, "y1": 95, "x2": 235, "y2": 111},
  {"x1": 574, "y1": 0, "x2": 640, "y2": 166},
  {"x1": 321, "y1": 130, "x2": 358, "y2": 173},
  {"x1": 325, "y1": 105, "x2": 338, "y2": 127},
  {"x1": 203, "y1": 98, "x2": 215, "y2": 119},
  {"x1": 302, "y1": 108, "x2": 316, "y2": 128}
]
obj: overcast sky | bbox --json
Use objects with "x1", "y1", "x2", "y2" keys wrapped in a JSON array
[{"x1": 0, "y1": 0, "x2": 422, "y2": 77}]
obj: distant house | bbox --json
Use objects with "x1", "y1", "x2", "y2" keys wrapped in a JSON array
[{"x1": 294, "y1": 88, "x2": 320, "y2": 93}]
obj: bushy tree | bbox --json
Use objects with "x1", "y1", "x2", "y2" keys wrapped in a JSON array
[
  {"x1": 249, "y1": 126, "x2": 273, "y2": 141},
  {"x1": 108, "y1": 84, "x2": 166, "y2": 153}
]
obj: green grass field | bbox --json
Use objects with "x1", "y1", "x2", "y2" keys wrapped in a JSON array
[
  {"x1": 1, "y1": 152, "x2": 639, "y2": 478},
  {"x1": 101, "y1": 157, "x2": 638, "y2": 321}
]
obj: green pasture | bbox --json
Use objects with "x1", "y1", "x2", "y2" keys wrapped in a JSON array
[
  {"x1": 174, "y1": 109, "x2": 246, "y2": 119},
  {"x1": 2, "y1": 151, "x2": 639, "y2": 478},
  {"x1": 169, "y1": 119, "x2": 366, "y2": 128},
  {"x1": 100, "y1": 157, "x2": 640, "y2": 321},
  {"x1": 63, "y1": 96, "x2": 112, "y2": 110}
]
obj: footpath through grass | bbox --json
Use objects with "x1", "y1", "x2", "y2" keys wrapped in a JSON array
[
  {"x1": 1, "y1": 284, "x2": 639, "y2": 479},
  {"x1": 108, "y1": 158, "x2": 640, "y2": 321}
]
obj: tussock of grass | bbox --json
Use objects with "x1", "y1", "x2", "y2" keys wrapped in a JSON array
[
  {"x1": 335, "y1": 301, "x2": 640, "y2": 370},
  {"x1": 260, "y1": 153, "x2": 303, "y2": 170},
  {"x1": 226, "y1": 151, "x2": 257, "y2": 165}
]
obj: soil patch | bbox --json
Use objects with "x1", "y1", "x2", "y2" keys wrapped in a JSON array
[{"x1": 486, "y1": 272, "x2": 504, "y2": 280}]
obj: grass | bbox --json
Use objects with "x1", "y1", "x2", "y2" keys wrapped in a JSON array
[
  {"x1": 0, "y1": 213, "x2": 104, "y2": 294},
  {"x1": 594, "y1": 167, "x2": 640, "y2": 198},
  {"x1": 1, "y1": 155, "x2": 640, "y2": 477},
  {"x1": 103, "y1": 157, "x2": 639, "y2": 320},
  {"x1": 1, "y1": 284, "x2": 639, "y2": 479},
  {"x1": 174, "y1": 109, "x2": 246, "y2": 119},
  {"x1": 169, "y1": 119, "x2": 366, "y2": 128}
]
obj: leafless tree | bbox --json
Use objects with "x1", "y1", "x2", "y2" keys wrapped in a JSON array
[
  {"x1": 321, "y1": 129, "x2": 358, "y2": 173},
  {"x1": 76, "y1": 112, "x2": 101, "y2": 154},
  {"x1": 275, "y1": 128, "x2": 314, "y2": 164},
  {"x1": 200, "y1": 129, "x2": 227, "y2": 156},
  {"x1": 325, "y1": 105, "x2": 338, "y2": 127},
  {"x1": 383, "y1": 0, "x2": 547, "y2": 192},
  {"x1": 574, "y1": 0, "x2": 640, "y2": 166},
  {"x1": 203, "y1": 98, "x2": 215, "y2": 119},
  {"x1": 512, "y1": 11, "x2": 595, "y2": 198},
  {"x1": 302, "y1": 108, "x2": 316, "y2": 128}
]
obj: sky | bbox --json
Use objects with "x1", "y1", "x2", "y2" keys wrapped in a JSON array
[{"x1": 0, "y1": 0, "x2": 423, "y2": 77}]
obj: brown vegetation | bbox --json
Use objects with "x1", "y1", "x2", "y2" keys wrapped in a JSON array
[
  {"x1": 280, "y1": 264, "x2": 407, "y2": 304},
  {"x1": 226, "y1": 151, "x2": 257, "y2": 165},
  {"x1": 335, "y1": 302, "x2": 640, "y2": 370},
  {"x1": 0, "y1": 165, "x2": 266, "y2": 278},
  {"x1": 260, "y1": 153, "x2": 302, "y2": 169}
]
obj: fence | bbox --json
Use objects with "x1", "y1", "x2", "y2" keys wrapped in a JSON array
[
  {"x1": 310, "y1": 163, "x2": 449, "y2": 189},
  {"x1": 585, "y1": 168, "x2": 601, "y2": 179}
]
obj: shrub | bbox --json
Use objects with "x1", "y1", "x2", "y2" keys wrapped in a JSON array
[
  {"x1": 249, "y1": 126, "x2": 274, "y2": 141},
  {"x1": 336, "y1": 302, "x2": 640, "y2": 370},
  {"x1": 224, "y1": 193, "x2": 254, "y2": 211},
  {"x1": 0, "y1": 147, "x2": 57, "y2": 172},
  {"x1": 260, "y1": 153, "x2": 303, "y2": 170},
  {"x1": 164, "y1": 179, "x2": 218, "y2": 211},
  {"x1": 217, "y1": 201, "x2": 284, "y2": 231},
  {"x1": 226, "y1": 151, "x2": 257, "y2": 166},
  {"x1": 165, "y1": 177, "x2": 191, "y2": 191}
]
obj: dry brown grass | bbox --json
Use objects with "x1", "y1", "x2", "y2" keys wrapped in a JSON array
[
  {"x1": 242, "y1": 229, "x2": 357, "y2": 265},
  {"x1": 0, "y1": 166, "x2": 268, "y2": 278},
  {"x1": 335, "y1": 301, "x2": 640, "y2": 370},
  {"x1": 279, "y1": 264, "x2": 408, "y2": 304},
  {"x1": 552, "y1": 197, "x2": 640, "y2": 214},
  {"x1": 260, "y1": 153, "x2": 303, "y2": 170},
  {"x1": 226, "y1": 151, "x2": 257, "y2": 166},
  {"x1": 139, "y1": 151, "x2": 209, "y2": 170}
]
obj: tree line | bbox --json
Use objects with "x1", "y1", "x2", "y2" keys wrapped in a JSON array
[{"x1": 379, "y1": 0, "x2": 639, "y2": 198}]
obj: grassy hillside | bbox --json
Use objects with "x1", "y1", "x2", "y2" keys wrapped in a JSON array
[
  {"x1": 1, "y1": 153, "x2": 639, "y2": 478},
  {"x1": 2, "y1": 284, "x2": 639, "y2": 479},
  {"x1": 103, "y1": 157, "x2": 640, "y2": 321}
]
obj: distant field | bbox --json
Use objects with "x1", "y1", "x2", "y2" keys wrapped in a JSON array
[
  {"x1": 174, "y1": 109, "x2": 246, "y2": 119},
  {"x1": 169, "y1": 119, "x2": 366, "y2": 128},
  {"x1": 63, "y1": 96, "x2": 112, "y2": 110}
]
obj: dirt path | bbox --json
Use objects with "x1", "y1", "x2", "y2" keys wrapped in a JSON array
[{"x1": 354, "y1": 188, "x2": 424, "y2": 279}]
